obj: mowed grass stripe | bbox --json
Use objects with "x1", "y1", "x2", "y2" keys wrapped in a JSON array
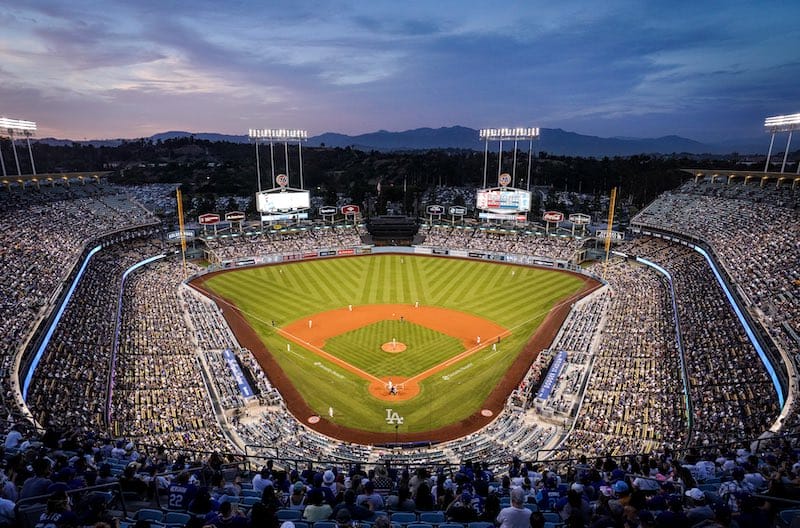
[
  {"x1": 365, "y1": 255, "x2": 382, "y2": 304},
  {"x1": 426, "y1": 259, "x2": 472, "y2": 305},
  {"x1": 201, "y1": 255, "x2": 586, "y2": 433},
  {"x1": 307, "y1": 263, "x2": 341, "y2": 306},
  {"x1": 323, "y1": 259, "x2": 361, "y2": 295}
]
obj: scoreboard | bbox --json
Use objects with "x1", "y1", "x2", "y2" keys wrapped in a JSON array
[
  {"x1": 476, "y1": 188, "x2": 532, "y2": 213},
  {"x1": 256, "y1": 190, "x2": 310, "y2": 213}
]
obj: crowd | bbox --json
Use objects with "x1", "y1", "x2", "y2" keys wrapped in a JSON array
[
  {"x1": 26, "y1": 238, "x2": 164, "y2": 430},
  {"x1": 419, "y1": 226, "x2": 582, "y2": 261},
  {"x1": 0, "y1": 183, "x2": 157, "y2": 423},
  {"x1": 563, "y1": 258, "x2": 688, "y2": 456},
  {"x1": 111, "y1": 259, "x2": 229, "y2": 452},
  {"x1": 1, "y1": 419, "x2": 799, "y2": 528},
  {"x1": 632, "y1": 179, "x2": 800, "y2": 358},
  {"x1": 621, "y1": 237, "x2": 780, "y2": 446},
  {"x1": 2, "y1": 175, "x2": 797, "y2": 526},
  {"x1": 205, "y1": 227, "x2": 363, "y2": 262},
  {"x1": 181, "y1": 287, "x2": 282, "y2": 409}
]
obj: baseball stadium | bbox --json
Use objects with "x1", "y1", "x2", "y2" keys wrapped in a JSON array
[{"x1": 1, "y1": 123, "x2": 799, "y2": 526}]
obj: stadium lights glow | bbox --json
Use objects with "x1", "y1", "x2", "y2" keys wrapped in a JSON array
[
  {"x1": 0, "y1": 117, "x2": 37, "y2": 133},
  {"x1": 764, "y1": 113, "x2": 800, "y2": 132},
  {"x1": 479, "y1": 127, "x2": 540, "y2": 140},
  {"x1": 249, "y1": 129, "x2": 308, "y2": 141}
]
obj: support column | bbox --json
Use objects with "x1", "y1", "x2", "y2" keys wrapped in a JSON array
[
  {"x1": 269, "y1": 141, "x2": 275, "y2": 184},
  {"x1": 10, "y1": 131, "x2": 22, "y2": 176},
  {"x1": 511, "y1": 138, "x2": 518, "y2": 184},
  {"x1": 298, "y1": 140, "x2": 304, "y2": 189},
  {"x1": 0, "y1": 139, "x2": 6, "y2": 178},
  {"x1": 482, "y1": 139, "x2": 489, "y2": 188},
  {"x1": 781, "y1": 131, "x2": 793, "y2": 173},
  {"x1": 526, "y1": 138, "x2": 533, "y2": 191},
  {"x1": 25, "y1": 134, "x2": 36, "y2": 175},
  {"x1": 284, "y1": 141, "x2": 289, "y2": 181},
  {"x1": 255, "y1": 141, "x2": 262, "y2": 193},
  {"x1": 497, "y1": 140, "x2": 503, "y2": 183},
  {"x1": 764, "y1": 132, "x2": 775, "y2": 172}
]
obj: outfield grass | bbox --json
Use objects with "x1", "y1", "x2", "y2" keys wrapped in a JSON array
[{"x1": 202, "y1": 255, "x2": 584, "y2": 434}]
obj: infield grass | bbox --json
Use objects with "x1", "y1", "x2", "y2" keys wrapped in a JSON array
[{"x1": 201, "y1": 254, "x2": 584, "y2": 434}]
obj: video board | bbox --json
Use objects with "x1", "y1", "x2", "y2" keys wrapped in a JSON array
[
  {"x1": 476, "y1": 188, "x2": 532, "y2": 213},
  {"x1": 256, "y1": 190, "x2": 310, "y2": 213}
]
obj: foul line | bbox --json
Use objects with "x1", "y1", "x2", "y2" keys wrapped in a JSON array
[
  {"x1": 406, "y1": 330, "x2": 513, "y2": 384},
  {"x1": 276, "y1": 328, "x2": 385, "y2": 384},
  {"x1": 190, "y1": 278, "x2": 602, "y2": 393}
]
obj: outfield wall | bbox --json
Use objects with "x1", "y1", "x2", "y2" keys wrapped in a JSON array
[{"x1": 194, "y1": 244, "x2": 602, "y2": 285}]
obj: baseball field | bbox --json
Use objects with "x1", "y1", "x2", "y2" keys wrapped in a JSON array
[{"x1": 195, "y1": 254, "x2": 593, "y2": 443}]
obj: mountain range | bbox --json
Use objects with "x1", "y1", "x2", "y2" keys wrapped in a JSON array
[{"x1": 37, "y1": 126, "x2": 770, "y2": 157}]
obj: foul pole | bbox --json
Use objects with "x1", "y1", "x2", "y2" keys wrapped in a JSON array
[
  {"x1": 176, "y1": 188, "x2": 188, "y2": 279},
  {"x1": 602, "y1": 187, "x2": 617, "y2": 280}
]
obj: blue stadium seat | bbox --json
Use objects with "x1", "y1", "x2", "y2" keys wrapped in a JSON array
[
  {"x1": 242, "y1": 496, "x2": 260, "y2": 506},
  {"x1": 134, "y1": 508, "x2": 164, "y2": 523},
  {"x1": 542, "y1": 512, "x2": 561, "y2": 523},
  {"x1": 391, "y1": 512, "x2": 417, "y2": 524},
  {"x1": 164, "y1": 512, "x2": 191, "y2": 528},
  {"x1": 418, "y1": 511, "x2": 445, "y2": 525},
  {"x1": 278, "y1": 509, "x2": 303, "y2": 521}
]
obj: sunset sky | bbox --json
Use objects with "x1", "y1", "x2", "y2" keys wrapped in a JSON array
[{"x1": 2, "y1": 0, "x2": 798, "y2": 142}]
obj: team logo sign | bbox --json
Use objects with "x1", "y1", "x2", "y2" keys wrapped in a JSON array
[
  {"x1": 385, "y1": 409, "x2": 404, "y2": 425},
  {"x1": 498, "y1": 173, "x2": 512, "y2": 187},
  {"x1": 276, "y1": 174, "x2": 289, "y2": 187}
]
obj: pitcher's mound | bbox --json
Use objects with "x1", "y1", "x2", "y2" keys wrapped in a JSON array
[{"x1": 381, "y1": 341, "x2": 407, "y2": 353}]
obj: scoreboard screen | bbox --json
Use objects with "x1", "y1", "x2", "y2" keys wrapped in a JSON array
[
  {"x1": 476, "y1": 188, "x2": 532, "y2": 213},
  {"x1": 256, "y1": 190, "x2": 310, "y2": 213}
]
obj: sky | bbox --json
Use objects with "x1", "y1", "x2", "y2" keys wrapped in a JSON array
[{"x1": 1, "y1": 0, "x2": 799, "y2": 143}]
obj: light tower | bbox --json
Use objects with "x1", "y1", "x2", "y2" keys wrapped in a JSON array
[
  {"x1": 763, "y1": 113, "x2": 800, "y2": 174},
  {"x1": 479, "y1": 127, "x2": 540, "y2": 189},
  {"x1": 248, "y1": 128, "x2": 309, "y2": 191},
  {"x1": 0, "y1": 116, "x2": 37, "y2": 178}
]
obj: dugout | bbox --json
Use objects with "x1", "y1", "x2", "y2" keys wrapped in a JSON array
[{"x1": 365, "y1": 215, "x2": 420, "y2": 246}]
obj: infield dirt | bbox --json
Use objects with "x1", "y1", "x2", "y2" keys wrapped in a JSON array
[{"x1": 192, "y1": 259, "x2": 600, "y2": 444}]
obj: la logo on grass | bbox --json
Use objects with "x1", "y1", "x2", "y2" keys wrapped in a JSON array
[{"x1": 385, "y1": 409, "x2": 404, "y2": 424}]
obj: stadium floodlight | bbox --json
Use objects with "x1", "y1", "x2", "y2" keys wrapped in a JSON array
[
  {"x1": 0, "y1": 116, "x2": 38, "y2": 178},
  {"x1": 763, "y1": 113, "x2": 800, "y2": 173},
  {"x1": 479, "y1": 127, "x2": 540, "y2": 140},
  {"x1": 479, "y1": 127, "x2": 541, "y2": 190},
  {"x1": 248, "y1": 127, "x2": 309, "y2": 197},
  {"x1": 0, "y1": 117, "x2": 37, "y2": 133},
  {"x1": 248, "y1": 129, "x2": 308, "y2": 141},
  {"x1": 764, "y1": 113, "x2": 800, "y2": 132}
]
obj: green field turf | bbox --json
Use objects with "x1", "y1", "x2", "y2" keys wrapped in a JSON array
[
  {"x1": 324, "y1": 321, "x2": 463, "y2": 378},
  {"x1": 202, "y1": 254, "x2": 584, "y2": 435}
]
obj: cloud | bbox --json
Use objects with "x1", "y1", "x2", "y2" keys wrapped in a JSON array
[{"x1": 1, "y1": 0, "x2": 799, "y2": 140}]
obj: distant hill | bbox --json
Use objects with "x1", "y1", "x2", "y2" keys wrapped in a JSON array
[{"x1": 35, "y1": 126, "x2": 769, "y2": 156}]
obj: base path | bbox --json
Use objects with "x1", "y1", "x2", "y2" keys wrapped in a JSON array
[
  {"x1": 283, "y1": 304, "x2": 506, "y2": 349},
  {"x1": 280, "y1": 304, "x2": 509, "y2": 402},
  {"x1": 191, "y1": 262, "x2": 602, "y2": 444}
]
